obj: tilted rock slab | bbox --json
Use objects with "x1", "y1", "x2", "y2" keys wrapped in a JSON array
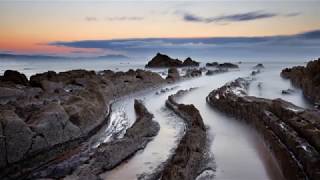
[
  {"x1": 162, "y1": 89, "x2": 208, "y2": 180},
  {"x1": 0, "y1": 69, "x2": 164, "y2": 179},
  {"x1": 207, "y1": 77, "x2": 320, "y2": 180}
]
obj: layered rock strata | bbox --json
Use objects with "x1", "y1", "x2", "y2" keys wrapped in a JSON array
[
  {"x1": 65, "y1": 99, "x2": 160, "y2": 179},
  {"x1": 162, "y1": 89, "x2": 209, "y2": 180},
  {"x1": 207, "y1": 77, "x2": 320, "y2": 180},
  {"x1": 0, "y1": 69, "x2": 165, "y2": 179},
  {"x1": 281, "y1": 58, "x2": 320, "y2": 104}
]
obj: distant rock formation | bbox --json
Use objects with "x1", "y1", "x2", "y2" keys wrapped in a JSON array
[
  {"x1": 281, "y1": 58, "x2": 320, "y2": 104},
  {"x1": 206, "y1": 68, "x2": 228, "y2": 76},
  {"x1": 166, "y1": 67, "x2": 180, "y2": 81},
  {"x1": 207, "y1": 77, "x2": 320, "y2": 180},
  {"x1": 183, "y1": 57, "x2": 200, "y2": 66},
  {"x1": 217, "y1": 62, "x2": 239, "y2": 69},
  {"x1": 206, "y1": 62, "x2": 218, "y2": 67},
  {"x1": 253, "y1": 63, "x2": 264, "y2": 69},
  {"x1": 145, "y1": 53, "x2": 199, "y2": 68}
]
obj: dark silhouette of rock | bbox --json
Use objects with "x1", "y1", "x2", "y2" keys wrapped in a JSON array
[
  {"x1": 281, "y1": 58, "x2": 320, "y2": 104},
  {"x1": 217, "y1": 63, "x2": 239, "y2": 69},
  {"x1": 251, "y1": 69, "x2": 261, "y2": 76},
  {"x1": 184, "y1": 68, "x2": 202, "y2": 77},
  {"x1": 206, "y1": 68, "x2": 228, "y2": 76},
  {"x1": 207, "y1": 78, "x2": 320, "y2": 180},
  {"x1": 145, "y1": 53, "x2": 183, "y2": 68},
  {"x1": 0, "y1": 70, "x2": 29, "y2": 85},
  {"x1": 183, "y1": 57, "x2": 200, "y2": 66},
  {"x1": 145, "y1": 53, "x2": 200, "y2": 68},
  {"x1": 281, "y1": 89, "x2": 295, "y2": 95},
  {"x1": 206, "y1": 62, "x2": 218, "y2": 67},
  {"x1": 254, "y1": 63, "x2": 264, "y2": 69},
  {"x1": 166, "y1": 67, "x2": 180, "y2": 81}
]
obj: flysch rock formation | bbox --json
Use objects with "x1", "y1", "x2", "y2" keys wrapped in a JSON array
[
  {"x1": 161, "y1": 89, "x2": 214, "y2": 180},
  {"x1": 0, "y1": 69, "x2": 165, "y2": 179},
  {"x1": 62, "y1": 99, "x2": 160, "y2": 180},
  {"x1": 281, "y1": 58, "x2": 320, "y2": 105},
  {"x1": 207, "y1": 77, "x2": 320, "y2": 180}
]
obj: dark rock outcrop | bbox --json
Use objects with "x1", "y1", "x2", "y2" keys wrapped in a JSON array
[
  {"x1": 281, "y1": 58, "x2": 320, "y2": 104},
  {"x1": 145, "y1": 53, "x2": 183, "y2": 68},
  {"x1": 217, "y1": 63, "x2": 239, "y2": 69},
  {"x1": 206, "y1": 68, "x2": 228, "y2": 76},
  {"x1": 166, "y1": 67, "x2": 180, "y2": 81},
  {"x1": 183, "y1": 57, "x2": 200, "y2": 67},
  {"x1": 145, "y1": 53, "x2": 200, "y2": 68},
  {"x1": 184, "y1": 68, "x2": 202, "y2": 77},
  {"x1": 282, "y1": 89, "x2": 295, "y2": 95},
  {"x1": 0, "y1": 70, "x2": 29, "y2": 86},
  {"x1": 207, "y1": 78, "x2": 320, "y2": 180},
  {"x1": 206, "y1": 62, "x2": 218, "y2": 67},
  {"x1": 254, "y1": 63, "x2": 264, "y2": 69},
  {"x1": 0, "y1": 69, "x2": 165, "y2": 179},
  {"x1": 66, "y1": 99, "x2": 160, "y2": 179},
  {"x1": 161, "y1": 90, "x2": 209, "y2": 180}
]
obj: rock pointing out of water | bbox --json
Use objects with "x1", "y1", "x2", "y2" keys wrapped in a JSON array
[
  {"x1": 0, "y1": 69, "x2": 165, "y2": 179},
  {"x1": 66, "y1": 99, "x2": 160, "y2": 179},
  {"x1": 161, "y1": 89, "x2": 212, "y2": 180},
  {"x1": 207, "y1": 77, "x2": 320, "y2": 180},
  {"x1": 145, "y1": 53, "x2": 200, "y2": 68},
  {"x1": 281, "y1": 58, "x2": 320, "y2": 104}
]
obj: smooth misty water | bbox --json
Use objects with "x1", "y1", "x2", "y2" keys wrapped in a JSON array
[{"x1": 0, "y1": 58, "x2": 309, "y2": 179}]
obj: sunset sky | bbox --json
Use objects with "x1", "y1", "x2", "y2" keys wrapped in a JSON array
[{"x1": 1, "y1": 0, "x2": 320, "y2": 58}]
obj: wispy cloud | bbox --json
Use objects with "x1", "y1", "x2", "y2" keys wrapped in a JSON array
[
  {"x1": 85, "y1": 16, "x2": 144, "y2": 22},
  {"x1": 105, "y1": 16, "x2": 144, "y2": 21},
  {"x1": 181, "y1": 10, "x2": 300, "y2": 24},
  {"x1": 85, "y1": 16, "x2": 98, "y2": 22}
]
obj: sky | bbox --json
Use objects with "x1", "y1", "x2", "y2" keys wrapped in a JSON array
[{"x1": 0, "y1": 0, "x2": 320, "y2": 60}]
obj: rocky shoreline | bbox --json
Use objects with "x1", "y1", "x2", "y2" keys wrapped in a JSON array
[
  {"x1": 206, "y1": 77, "x2": 320, "y2": 180},
  {"x1": 161, "y1": 89, "x2": 213, "y2": 180},
  {"x1": 281, "y1": 58, "x2": 320, "y2": 105},
  {"x1": 0, "y1": 69, "x2": 165, "y2": 179}
]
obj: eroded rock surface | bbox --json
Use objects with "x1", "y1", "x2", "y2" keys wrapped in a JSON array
[
  {"x1": 0, "y1": 69, "x2": 165, "y2": 179},
  {"x1": 161, "y1": 90, "x2": 211, "y2": 180},
  {"x1": 207, "y1": 77, "x2": 320, "y2": 180},
  {"x1": 66, "y1": 99, "x2": 160, "y2": 179},
  {"x1": 281, "y1": 58, "x2": 320, "y2": 104}
]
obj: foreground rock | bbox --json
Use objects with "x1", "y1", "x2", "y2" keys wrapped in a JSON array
[
  {"x1": 0, "y1": 69, "x2": 165, "y2": 179},
  {"x1": 145, "y1": 53, "x2": 199, "y2": 68},
  {"x1": 281, "y1": 58, "x2": 320, "y2": 104},
  {"x1": 207, "y1": 78, "x2": 320, "y2": 180},
  {"x1": 65, "y1": 100, "x2": 160, "y2": 179},
  {"x1": 161, "y1": 90, "x2": 211, "y2": 180}
]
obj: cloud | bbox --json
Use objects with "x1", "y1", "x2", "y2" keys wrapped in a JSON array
[
  {"x1": 297, "y1": 29, "x2": 320, "y2": 39},
  {"x1": 183, "y1": 11, "x2": 277, "y2": 23},
  {"x1": 49, "y1": 29, "x2": 320, "y2": 54},
  {"x1": 284, "y1": 12, "x2": 301, "y2": 17},
  {"x1": 181, "y1": 10, "x2": 301, "y2": 24},
  {"x1": 85, "y1": 16, "x2": 98, "y2": 22},
  {"x1": 104, "y1": 16, "x2": 144, "y2": 21},
  {"x1": 85, "y1": 16, "x2": 144, "y2": 22}
]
